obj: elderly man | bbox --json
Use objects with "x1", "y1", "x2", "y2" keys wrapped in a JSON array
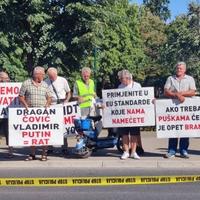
[
  {"x1": 0, "y1": 71, "x2": 13, "y2": 158},
  {"x1": 19, "y1": 66, "x2": 52, "y2": 161},
  {"x1": 45, "y1": 67, "x2": 71, "y2": 154},
  {"x1": 46, "y1": 67, "x2": 71, "y2": 104},
  {"x1": 73, "y1": 67, "x2": 96, "y2": 116},
  {"x1": 164, "y1": 62, "x2": 196, "y2": 159}
]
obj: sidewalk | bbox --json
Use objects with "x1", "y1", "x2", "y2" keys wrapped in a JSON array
[{"x1": 1, "y1": 131, "x2": 200, "y2": 169}]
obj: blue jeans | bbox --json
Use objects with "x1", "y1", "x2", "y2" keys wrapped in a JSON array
[{"x1": 168, "y1": 138, "x2": 189, "y2": 155}]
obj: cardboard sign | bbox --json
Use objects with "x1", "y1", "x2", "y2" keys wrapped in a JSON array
[
  {"x1": 0, "y1": 82, "x2": 22, "y2": 118},
  {"x1": 9, "y1": 107, "x2": 64, "y2": 146},
  {"x1": 156, "y1": 98, "x2": 200, "y2": 138},
  {"x1": 63, "y1": 101, "x2": 81, "y2": 137},
  {"x1": 102, "y1": 87, "x2": 155, "y2": 127}
]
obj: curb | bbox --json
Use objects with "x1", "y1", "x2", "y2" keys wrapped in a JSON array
[{"x1": 1, "y1": 159, "x2": 200, "y2": 169}]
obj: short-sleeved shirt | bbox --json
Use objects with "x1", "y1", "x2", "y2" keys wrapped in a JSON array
[
  {"x1": 45, "y1": 76, "x2": 70, "y2": 104},
  {"x1": 164, "y1": 75, "x2": 196, "y2": 92},
  {"x1": 19, "y1": 79, "x2": 51, "y2": 107}
]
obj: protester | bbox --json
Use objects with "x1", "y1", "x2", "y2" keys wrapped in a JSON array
[
  {"x1": 46, "y1": 67, "x2": 71, "y2": 104},
  {"x1": 0, "y1": 71, "x2": 13, "y2": 158},
  {"x1": 163, "y1": 62, "x2": 196, "y2": 159},
  {"x1": 117, "y1": 70, "x2": 144, "y2": 156},
  {"x1": 19, "y1": 66, "x2": 52, "y2": 161},
  {"x1": 117, "y1": 69, "x2": 141, "y2": 160},
  {"x1": 73, "y1": 67, "x2": 96, "y2": 116},
  {"x1": 45, "y1": 67, "x2": 71, "y2": 154}
]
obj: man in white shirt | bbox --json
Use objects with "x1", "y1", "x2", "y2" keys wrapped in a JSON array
[
  {"x1": 46, "y1": 67, "x2": 71, "y2": 104},
  {"x1": 46, "y1": 67, "x2": 71, "y2": 155},
  {"x1": 163, "y1": 62, "x2": 196, "y2": 159}
]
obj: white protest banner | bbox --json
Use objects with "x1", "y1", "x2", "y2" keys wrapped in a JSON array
[
  {"x1": 0, "y1": 82, "x2": 22, "y2": 118},
  {"x1": 156, "y1": 98, "x2": 200, "y2": 138},
  {"x1": 9, "y1": 107, "x2": 64, "y2": 146},
  {"x1": 63, "y1": 101, "x2": 81, "y2": 137},
  {"x1": 102, "y1": 87, "x2": 155, "y2": 127}
]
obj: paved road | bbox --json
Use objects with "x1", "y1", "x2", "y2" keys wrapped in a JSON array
[
  {"x1": 0, "y1": 168, "x2": 200, "y2": 200},
  {"x1": 1, "y1": 183, "x2": 200, "y2": 200}
]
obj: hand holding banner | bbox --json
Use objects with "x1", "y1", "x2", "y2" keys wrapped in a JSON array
[
  {"x1": 9, "y1": 107, "x2": 64, "y2": 146},
  {"x1": 156, "y1": 98, "x2": 200, "y2": 138},
  {"x1": 102, "y1": 87, "x2": 155, "y2": 127}
]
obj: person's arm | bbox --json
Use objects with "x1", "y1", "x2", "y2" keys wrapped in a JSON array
[
  {"x1": 63, "y1": 79, "x2": 71, "y2": 103},
  {"x1": 64, "y1": 91, "x2": 71, "y2": 103},
  {"x1": 164, "y1": 89, "x2": 195, "y2": 103},
  {"x1": 45, "y1": 86, "x2": 52, "y2": 107},
  {"x1": 164, "y1": 89, "x2": 186, "y2": 103},
  {"x1": 45, "y1": 95, "x2": 52, "y2": 108},
  {"x1": 18, "y1": 95, "x2": 29, "y2": 110},
  {"x1": 72, "y1": 95, "x2": 84, "y2": 103},
  {"x1": 18, "y1": 82, "x2": 29, "y2": 109},
  {"x1": 164, "y1": 89, "x2": 177, "y2": 98},
  {"x1": 72, "y1": 83, "x2": 84, "y2": 103},
  {"x1": 178, "y1": 90, "x2": 196, "y2": 97}
]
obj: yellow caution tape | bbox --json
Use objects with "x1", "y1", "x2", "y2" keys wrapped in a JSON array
[{"x1": 0, "y1": 175, "x2": 199, "y2": 187}]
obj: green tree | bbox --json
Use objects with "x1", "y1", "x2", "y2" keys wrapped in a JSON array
[
  {"x1": 139, "y1": 8, "x2": 167, "y2": 95},
  {"x1": 95, "y1": 1, "x2": 146, "y2": 83},
  {"x1": 143, "y1": 0, "x2": 170, "y2": 21},
  {"x1": 52, "y1": 0, "x2": 146, "y2": 90},
  {"x1": 0, "y1": 0, "x2": 54, "y2": 80},
  {"x1": 161, "y1": 1, "x2": 200, "y2": 89},
  {"x1": 0, "y1": 0, "x2": 75, "y2": 80},
  {"x1": 185, "y1": 1, "x2": 200, "y2": 90}
]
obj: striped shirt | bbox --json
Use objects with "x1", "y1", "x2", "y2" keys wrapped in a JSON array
[{"x1": 19, "y1": 79, "x2": 52, "y2": 107}]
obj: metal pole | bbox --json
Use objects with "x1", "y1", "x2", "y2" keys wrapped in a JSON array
[
  {"x1": 198, "y1": 0, "x2": 200, "y2": 35},
  {"x1": 93, "y1": 47, "x2": 97, "y2": 87}
]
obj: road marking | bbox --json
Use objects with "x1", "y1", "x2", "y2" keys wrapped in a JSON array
[{"x1": 0, "y1": 175, "x2": 200, "y2": 187}]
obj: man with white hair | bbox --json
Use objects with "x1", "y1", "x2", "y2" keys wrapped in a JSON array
[
  {"x1": 164, "y1": 62, "x2": 196, "y2": 159},
  {"x1": 45, "y1": 67, "x2": 71, "y2": 155},
  {"x1": 46, "y1": 67, "x2": 71, "y2": 104},
  {"x1": 73, "y1": 67, "x2": 96, "y2": 116},
  {"x1": 19, "y1": 66, "x2": 52, "y2": 161}
]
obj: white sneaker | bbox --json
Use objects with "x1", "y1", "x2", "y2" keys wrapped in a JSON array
[
  {"x1": 121, "y1": 151, "x2": 129, "y2": 160},
  {"x1": 131, "y1": 152, "x2": 140, "y2": 160}
]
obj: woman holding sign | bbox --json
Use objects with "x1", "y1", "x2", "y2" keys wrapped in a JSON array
[{"x1": 117, "y1": 70, "x2": 142, "y2": 160}]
